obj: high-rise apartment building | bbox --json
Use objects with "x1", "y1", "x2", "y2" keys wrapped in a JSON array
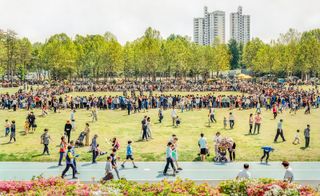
[
  {"x1": 230, "y1": 6, "x2": 250, "y2": 44},
  {"x1": 193, "y1": 6, "x2": 225, "y2": 45}
]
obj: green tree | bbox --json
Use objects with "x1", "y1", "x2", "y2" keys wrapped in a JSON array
[
  {"x1": 228, "y1": 39, "x2": 240, "y2": 70},
  {"x1": 243, "y1": 38, "x2": 264, "y2": 71}
]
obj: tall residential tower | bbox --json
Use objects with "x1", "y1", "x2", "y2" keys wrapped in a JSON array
[
  {"x1": 230, "y1": 6, "x2": 251, "y2": 44},
  {"x1": 193, "y1": 6, "x2": 225, "y2": 45}
]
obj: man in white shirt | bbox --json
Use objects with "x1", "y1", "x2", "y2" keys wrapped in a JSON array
[
  {"x1": 236, "y1": 163, "x2": 251, "y2": 180},
  {"x1": 198, "y1": 133, "x2": 207, "y2": 161},
  {"x1": 282, "y1": 161, "x2": 294, "y2": 183},
  {"x1": 274, "y1": 119, "x2": 286, "y2": 142},
  {"x1": 171, "y1": 107, "x2": 177, "y2": 126}
]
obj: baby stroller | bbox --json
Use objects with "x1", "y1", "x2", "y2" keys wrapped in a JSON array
[
  {"x1": 75, "y1": 131, "x2": 86, "y2": 147},
  {"x1": 214, "y1": 146, "x2": 228, "y2": 163}
]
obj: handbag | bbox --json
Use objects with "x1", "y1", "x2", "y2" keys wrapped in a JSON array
[{"x1": 103, "y1": 172, "x2": 113, "y2": 181}]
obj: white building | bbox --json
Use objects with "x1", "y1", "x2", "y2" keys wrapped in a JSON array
[
  {"x1": 230, "y1": 6, "x2": 251, "y2": 44},
  {"x1": 193, "y1": 6, "x2": 225, "y2": 45}
]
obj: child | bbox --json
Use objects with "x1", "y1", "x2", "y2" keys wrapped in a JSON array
[
  {"x1": 175, "y1": 116, "x2": 181, "y2": 127},
  {"x1": 4, "y1": 119, "x2": 10, "y2": 137},
  {"x1": 223, "y1": 117, "x2": 227, "y2": 129},
  {"x1": 9, "y1": 120, "x2": 16, "y2": 143},
  {"x1": 260, "y1": 146, "x2": 274, "y2": 164},
  {"x1": 24, "y1": 120, "x2": 29, "y2": 135},
  {"x1": 121, "y1": 140, "x2": 138, "y2": 168},
  {"x1": 292, "y1": 129, "x2": 300, "y2": 145}
]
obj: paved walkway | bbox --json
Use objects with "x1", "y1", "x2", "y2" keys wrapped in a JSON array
[{"x1": 1, "y1": 162, "x2": 319, "y2": 185}]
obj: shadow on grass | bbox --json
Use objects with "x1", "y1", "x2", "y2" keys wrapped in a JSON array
[{"x1": 32, "y1": 154, "x2": 44, "y2": 158}]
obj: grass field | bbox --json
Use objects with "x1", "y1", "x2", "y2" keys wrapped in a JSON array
[{"x1": 0, "y1": 91, "x2": 319, "y2": 163}]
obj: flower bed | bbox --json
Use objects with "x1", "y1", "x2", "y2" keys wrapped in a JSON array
[
  {"x1": 218, "y1": 178, "x2": 317, "y2": 196},
  {"x1": 0, "y1": 177, "x2": 317, "y2": 195}
]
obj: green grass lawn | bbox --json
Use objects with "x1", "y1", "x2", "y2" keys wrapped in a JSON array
[{"x1": 0, "y1": 91, "x2": 319, "y2": 162}]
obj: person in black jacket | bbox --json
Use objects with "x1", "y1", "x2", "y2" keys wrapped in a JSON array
[
  {"x1": 228, "y1": 141, "x2": 236, "y2": 162},
  {"x1": 64, "y1": 120, "x2": 72, "y2": 143}
]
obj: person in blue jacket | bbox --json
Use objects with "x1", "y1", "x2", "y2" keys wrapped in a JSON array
[{"x1": 260, "y1": 146, "x2": 274, "y2": 164}]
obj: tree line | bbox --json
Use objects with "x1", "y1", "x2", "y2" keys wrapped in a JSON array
[{"x1": 0, "y1": 27, "x2": 319, "y2": 81}]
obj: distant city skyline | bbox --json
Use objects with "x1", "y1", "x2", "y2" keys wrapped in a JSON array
[{"x1": 0, "y1": 0, "x2": 319, "y2": 44}]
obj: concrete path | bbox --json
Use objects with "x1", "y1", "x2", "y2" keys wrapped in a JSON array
[{"x1": 0, "y1": 162, "x2": 319, "y2": 185}]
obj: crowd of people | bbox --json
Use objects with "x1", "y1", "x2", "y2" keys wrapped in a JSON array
[{"x1": 0, "y1": 79, "x2": 317, "y2": 182}]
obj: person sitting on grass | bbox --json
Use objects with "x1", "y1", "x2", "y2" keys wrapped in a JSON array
[
  {"x1": 292, "y1": 129, "x2": 300, "y2": 145},
  {"x1": 121, "y1": 140, "x2": 138, "y2": 169},
  {"x1": 260, "y1": 146, "x2": 274, "y2": 164}
]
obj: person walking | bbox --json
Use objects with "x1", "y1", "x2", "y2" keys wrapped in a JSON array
[
  {"x1": 58, "y1": 136, "x2": 67, "y2": 166},
  {"x1": 253, "y1": 113, "x2": 262, "y2": 134},
  {"x1": 61, "y1": 145, "x2": 78, "y2": 179},
  {"x1": 172, "y1": 137, "x2": 182, "y2": 170},
  {"x1": 110, "y1": 149, "x2": 120, "y2": 179},
  {"x1": 282, "y1": 161, "x2": 294, "y2": 183},
  {"x1": 248, "y1": 113, "x2": 253, "y2": 134},
  {"x1": 304, "y1": 124, "x2": 310, "y2": 148},
  {"x1": 163, "y1": 142, "x2": 177, "y2": 176},
  {"x1": 121, "y1": 140, "x2": 138, "y2": 168},
  {"x1": 236, "y1": 163, "x2": 251, "y2": 180},
  {"x1": 146, "y1": 117, "x2": 152, "y2": 139},
  {"x1": 64, "y1": 120, "x2": 72, "y2": 143},
  {"x1": 9, "y1": 120, "x2": 16, "y2": 143},
  {"x1": 40, "y1": 129, "x2": 51, "y2": 155},
  {"x1": 103, "y1": 156, "x2": 114, "y2": 181},
  {"x1": 91, "y1": 107, "x2": 98, "y2": 122},
  {"x1": 274, "y1": 119, "x2": 286, "y2": 142},
  {"x1": 260, "y1": 146, "x2": 274, "y2": 164},
  {"x1": 91, "y1": 134, "x2": 98, "y2": 164},
  {"x1": 69, "y1": 140, "x2": 79, "y2": 174}
]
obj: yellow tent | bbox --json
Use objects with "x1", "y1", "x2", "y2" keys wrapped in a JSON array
[{"x1": 236, "y1": 74, "x2": 252, "y2": 80}]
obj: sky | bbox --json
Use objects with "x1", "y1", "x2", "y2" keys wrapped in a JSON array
[{"x1": 0, "y1": 0, "x2": 319, "y2": 44}]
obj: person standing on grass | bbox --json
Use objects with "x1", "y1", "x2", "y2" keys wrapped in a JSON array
[
  {"x1": 4, "y1": 119, "x2": 10, "y2": 137},
  {"x1": 58, "y1": 136, "x2": 67, "y2": 166},
  {"x1": 91, "y1": 134, "x2": 98, "y2": 164},
  {"x1": 163, "y1": 142, "x2": 177, "y2": 176},
  {"x1": 9, "y1": 120, "x2": 16, "y2": 143},
  {"x1": 64, "y1": 120, "x2": 72, "y2": 143},
  {"x1": 70, "y1": 110, "x2": 76, "y2": 131},
  {"x1": 198, "y1": 133, "x2": 208, "y2": 161},
  {"x1": 40, "y1": 129, "x2": 51, "y2": 155},
  {"x1": 146, "y1": 117, "x2": 152, "y2": 139},
  {"x1": 208, "y1": 107, "x2": 217, "y2": 125},
  {"x1": 254, "y1": 113, "x2": 262, "y2": 134},
  {"x1": 27, "y1": 112, "x2": 36, "y2": 132},
  {"x1": 84, "y1": 123, "x2": 90, "y2": 146},
  {"x1": 61, "y1": 145, "x2": 78, "y2": 179},
  {"x1": 229, "y1": 112, "x2": 235, "y2": 129},
  {"x1": 121, "y1": 140, "x2": 138, "y2": 169},
  {"x1": 260, "y1": 146, "x2": 274, "y2": 164},
  {"x1": 282, "y1": 161, "x2": 294, "y2": 183},
  {"x1": 248, "y1": 113, "x2": 253, "y2": 134},
  {"x1": 236, "y1": 163, "x2": 251, "y2": 180},
  {"x1": 171, "y1": 107, "x2": 177, "y2": 127},
  {"x1": 158, "y1": 107, "x2": 164, "y2": 123},
  {"x1": 274, "y1": 119, "x2": 286, "y2": 142},
  {"x1": 91, "y1": 107, "x2": 98, "y2": 122},
  {"x1": 272, "y1": 104, "x2": 278, "y2": 119},
  {"x1": 141, "y1": 116, "x2": 148, "y2": 141},
  {"x1": 304, "y1": 124, "x2": 310, "y2": 148}
]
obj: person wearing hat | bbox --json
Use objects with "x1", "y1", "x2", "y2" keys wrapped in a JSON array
[{"x1": 64, "y1": 120, "x2": 72, "y2": 143}]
